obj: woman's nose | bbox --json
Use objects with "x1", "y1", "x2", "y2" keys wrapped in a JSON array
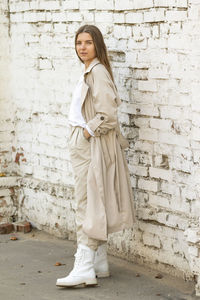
[{"x1": 80, "y1": 43, "x2": 86, "y2": 49}]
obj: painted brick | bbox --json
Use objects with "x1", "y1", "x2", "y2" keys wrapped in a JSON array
[
  {"x1": 113, "y1": 13, "x2": 125, "y2": 24},
  {"x1": 114, "y1": 0, "x2": 133, "y2": 10},
  {"x1": 160, "y1": 106, "x2": 182, "y2": 119},
  {"x1": 67, "y1": 12, "x2": 82, "y2": 22},
  {"x1": 125, "y1": 12, "x2": 143, "y2": 24},
  {"x1": 51, "y1": 12, "x2": 66, "y2": 22},
  {"x1": 62, "y1": 0, "x2": 79, "y2": 10},
  {"x1": 149, "y1": 194, "x2": 170, "y2": 209},
  {"x1": 80, "y1": 0, "x2": 95, "y2": 10},
  {"x1": 154, "y1": 0, "x2": 175, "y2": 6},
  {"x1": 138, "y1": 179, "x2": 159, "y2": 192},
  {"x1": 95, "y1": 12, "x2": 113, "y2": 23},
  {"x1": 144, "y1": 10, "x2": 165, "y2": 23},
  {"x1": 149, "y1": 167, "x2": 172, "y2": 181},
  {"x1": 129, "y1": 165, "x2": 148, "y2": 177},
  {"x1": 143, "y1": 232, "x2": 161, "y2": 248},
  {"x1": 159, "y1": 132, "x2": 189, "y2": 147},
  {"x1": 138, "y1": 80, "x2": 158, "y2": 92},
  {"x1": 133, "y1": 0, "x2": 154, "y2": 9},
  {"x1": 96, "y1": 0, "x2": 114, "y2": 10},
  {"x1": 82, "y1": 11, "x2": 94, "y2": 22},
  {"x1": 150, "y1": 118, "x2": 172, "y2": 130},
  {"x1": 39, "y1": 1, "x2": 60, "y2": 10},
  {"x1": 176, "y1": 0, "x2": 188, "y2": 7},
  {"x1": 113, "y1": 25, "x2": 132, "y2": 39},
  {"x1": 166, "y1": 10, "x2": 188, "y2": 22},
  {"x1": 192, "y1": 127, "x2": 200, "y2": 141},
  {"x1": 139, "y1": 128, "x2": 158, "y2": 142}
]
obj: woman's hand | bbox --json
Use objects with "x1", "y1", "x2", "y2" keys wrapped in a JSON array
[{"x1": 83, "y1": 128, "x2": 91, "y2": 140}]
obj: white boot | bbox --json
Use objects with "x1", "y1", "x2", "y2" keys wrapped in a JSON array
[
  {"x1": 56, "y1": 244, "x2": 97, "y2": 287},
  {"x1": 94, "y1": 244, "x2": 110, "y2": 278}
]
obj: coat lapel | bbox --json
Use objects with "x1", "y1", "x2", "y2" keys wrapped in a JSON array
[{"x1": 80, "y1": 58, "x2": 100, "y2": 107}]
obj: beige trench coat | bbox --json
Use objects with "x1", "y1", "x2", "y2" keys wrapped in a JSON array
[{"x1": 80, "y1": 58, "x2": 136, "y2": 241}]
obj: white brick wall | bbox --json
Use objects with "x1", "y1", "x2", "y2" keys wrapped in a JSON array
[{"x1": 1, "y1": 0, "x2": 200, "y2": 295}]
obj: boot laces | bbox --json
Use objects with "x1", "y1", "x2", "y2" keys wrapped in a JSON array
[{"x1": 74, "y1": 249, "x2": 85, "y2": 269}]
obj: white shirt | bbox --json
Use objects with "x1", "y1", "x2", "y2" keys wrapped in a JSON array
[{"x1": 68, "y1": 74, "x2": 94, "y2": 136}]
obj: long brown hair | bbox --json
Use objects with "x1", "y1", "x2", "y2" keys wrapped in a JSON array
[{"x1": 75, "y1": 24, "x2": 114, "y2": 82}]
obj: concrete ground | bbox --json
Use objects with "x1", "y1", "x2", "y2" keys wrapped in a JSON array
[{"x1": 0, "y1": 229, "x2": 199, "y2": 300}]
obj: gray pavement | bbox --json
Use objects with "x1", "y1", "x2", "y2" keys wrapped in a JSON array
[{"x1": 0, "y1": 229, "x2": 198, "y2": 300}]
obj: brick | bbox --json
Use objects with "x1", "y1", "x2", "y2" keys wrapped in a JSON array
[
  {"x1": 14, "y1": 221, "x2": 32, "y2": 233},
  {"x1": 128, "y1": 38, "x2": 147, "y2": 49},
  {"x1": 0, "y1": 189, "x2": 11, "y2": 197},
  {"x1": 67, "y1": 12, "x2": 82, "y2": 22},
  {"x1": 150, "y1": 118, "x2": 172, "y2": 130},
  {"x1": 125, "y1": 104, "x2": 159, "y2": 117},
  {"x1": 129, "y1": 165, "x2": 148, "y2": 177},
  {"x1": 139, "y1": 128, "x2": 158, "y2": 142},
  {"x1": 114, "y1": 0, "x2": 134, "y2": 10},
  {"x1": 138, "y1": 80, "x2": 158, "y2": 92},
  {"x1": 148, "y1": 66, "x2": 169, "y2": 79},
  {"x1": 62, "y1": 0, "x2": 79, "y2": 9},
  {"x1": 113, "y1": 13, "x2": 125, "y2": 23},
  {"x1": 138, "y1": 178, "x2": 159, "y2": 192},
  {"x1": 154, "y1": 0, "x2": 175, "y2": 6},
  {"x1": 188, "y1": 246, "x2": 199, "y2": 257},
  {"x1": 143, "y1": 232, "x2": 161, "y2": 248},
  {"x1": 133, "y1": 0, "x2": 154, "y2": 9},
  {"x1": 80, "y1": 0, "x2": 95, "y2": 10},
  {"x1": 134, "y1": 141, "x2": 154, "y2": 153},
  {"x1": 95, "y1": 12, "x2": 113, "y2": 23},
  {"x1": 134, "y1": 117, "x2": 150, "y2": 128},
  {"x1": 125, "y1": 12, "x2": 143, "y2": 24},
  {"x1": 0, "y1": 223, "x2": 14, "y2": 234},
  {"x1": 96, "y1": 0, "x2": 114, "y2": 10},
  {"x1": 176, "y1": 0, "x2": 188, "y2": 7},
  {"x1": 149, "y1": 167, "x2": 172, "y2": 181},
  {"x1": 10, "y1": 13, "x2": 24, "y2": 23},
  {"x1": 166, "y1": 10, "x2": 187, "y2": 22},
  {"x1": 39, "y1": 1, "x2": 60, "y2": 10},
  {"x1": 192, "y1": 127, "x2": 200, "y2": 141},
  {"x1": 144, "y1": 10, "x2": 165, "y2": 23},
  {"x1": 168, "y1": 35, "x2": 190, "y2": 50},
  {"x1": 149, "y1": 194, "x2": 170, "y2": 208},
  {"x1": 51, "y1": 12, "x2": 66, "y2": 22},
  {"x1": 113, "y1": 25, "x2": 132, "y2": 39},
  {"x1": 54, "y1": 23, "x2": 67, "y2": 33},
  {"x1": 0, "y1": 177, "x2": 18, "y2": 187},
  {"x1": 160, "y1": 106, "x2": 182, "y2": 119},
  {"x1": 159, "y1": 132, "x2": 189, "y2": 147},
  {"x1": 82, "y1": 11, "x2": 94, "y2": 22},
  {"x1": 39, "y1": 59, "x2": 52, "y2": 70}
]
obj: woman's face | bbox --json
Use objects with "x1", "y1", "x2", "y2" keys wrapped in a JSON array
[{"x1": 76, "y1": 32, "x2": 96, "y2": 68}]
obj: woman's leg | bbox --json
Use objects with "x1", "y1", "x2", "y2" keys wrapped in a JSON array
[
  {"x1": 56, "y1": 126, "x2": 100, "y2": 287},
  {"x1": 69, "y1": 126, "x2": 101, "y2": 250}
]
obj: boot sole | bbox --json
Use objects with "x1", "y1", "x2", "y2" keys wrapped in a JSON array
[
  {"x1": 96, "y1": 271, "x2": 110, "y2": 278},
  {"x1": 56, "y1": 279, "x2": 98, "y2": 288}
]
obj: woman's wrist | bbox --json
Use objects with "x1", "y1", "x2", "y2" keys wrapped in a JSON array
[{"x1": 83, "y1": 128, "x2": 91, "y2": 139}]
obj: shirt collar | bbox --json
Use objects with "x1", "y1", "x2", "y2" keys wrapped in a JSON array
[{"x1": 84, "y1": 57, "x2": 100, "y2": 75}]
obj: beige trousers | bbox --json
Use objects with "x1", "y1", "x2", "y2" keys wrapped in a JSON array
[{"x1": 69, "y1": 126, "x2": 104, "y2": 251}]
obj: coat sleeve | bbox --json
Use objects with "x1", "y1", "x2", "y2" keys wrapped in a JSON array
[{"x1": 86, "y1": 66, "x2": 118, "y2": 135}]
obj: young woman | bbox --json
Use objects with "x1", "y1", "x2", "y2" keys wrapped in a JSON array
[{"x1": 56, "y1": 24, "x2": 135, "y2": 288}]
